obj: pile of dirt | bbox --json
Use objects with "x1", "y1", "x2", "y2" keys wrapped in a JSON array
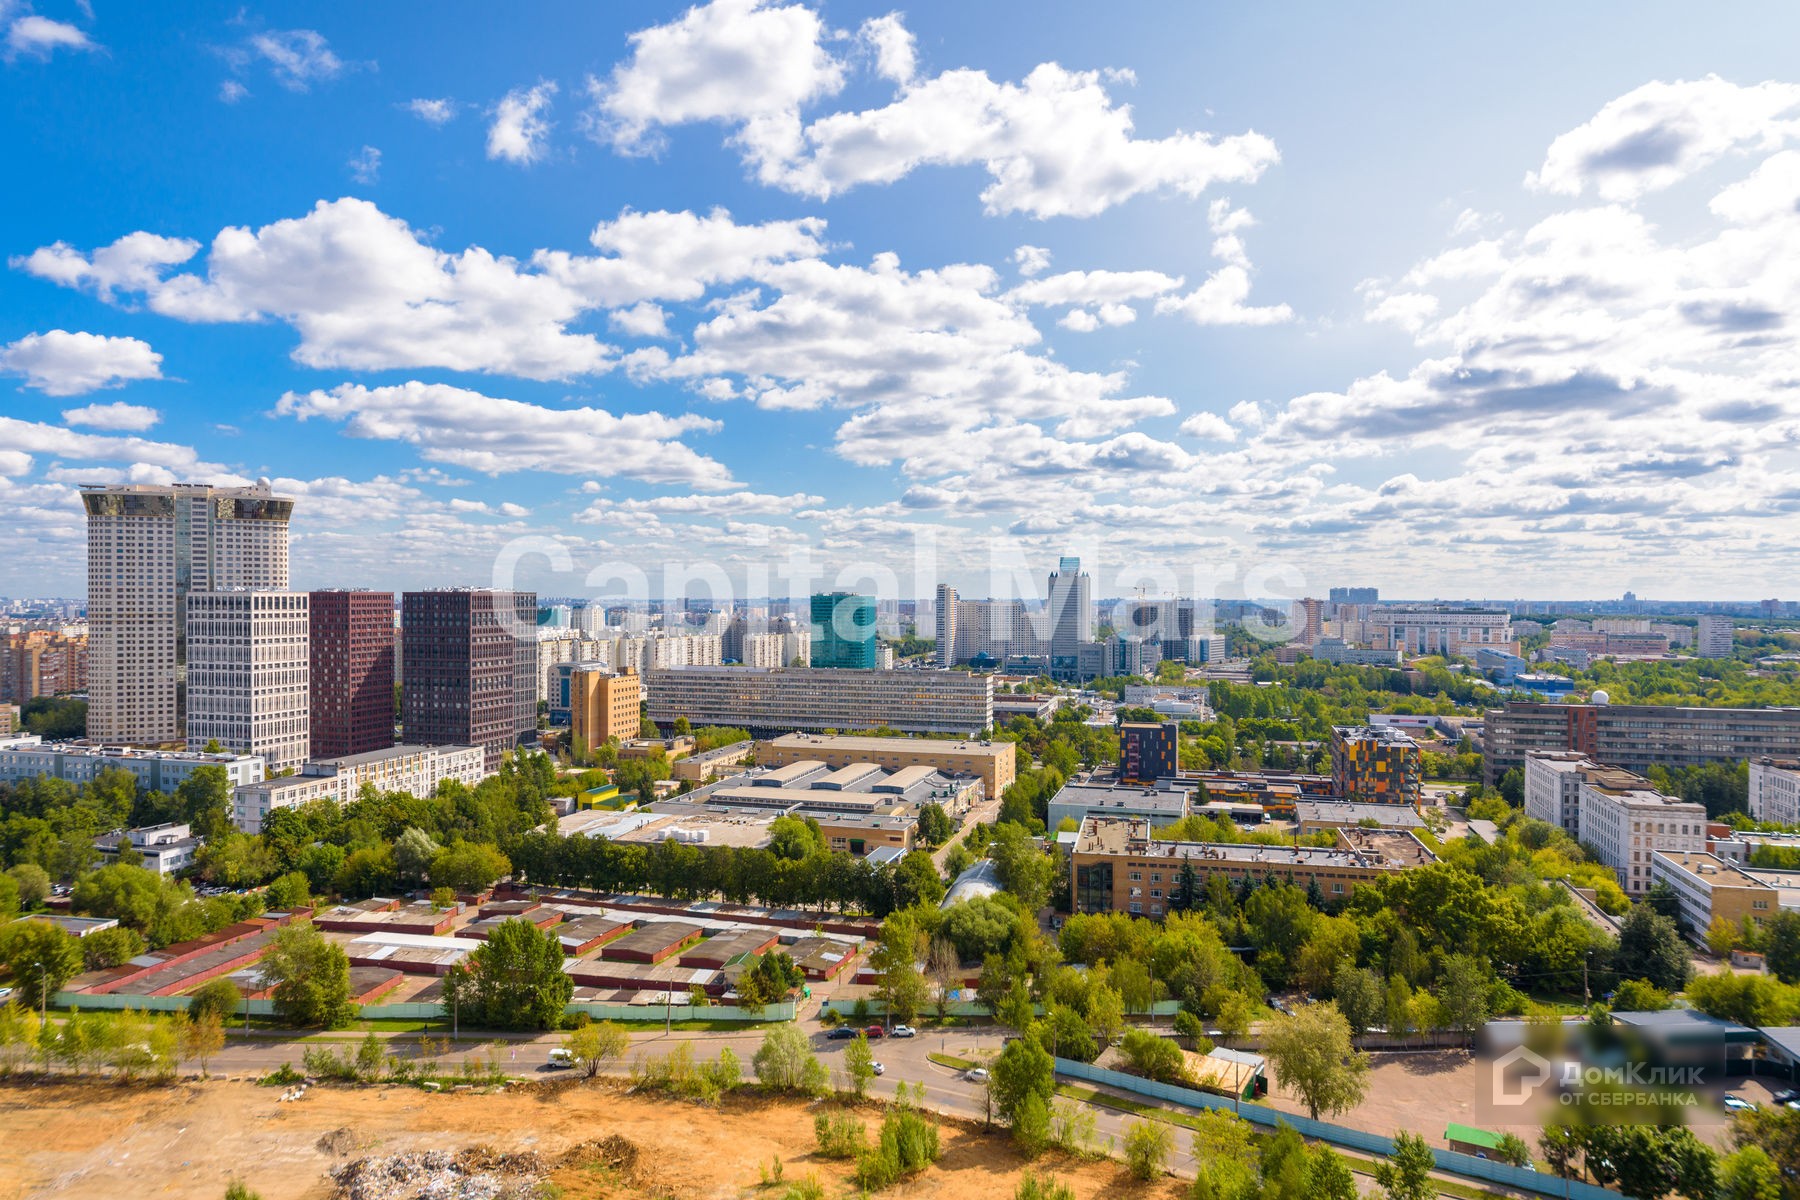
[
  {"x1": 557, "y1": 1135, "x2": 639, "y2": 1176},
  {"x1": 329, "y1": 1147, "x2": 549, "y2": 1200},
  {"x1": 317, "y1": 1127, "x2": 366, "y2": 1157}
]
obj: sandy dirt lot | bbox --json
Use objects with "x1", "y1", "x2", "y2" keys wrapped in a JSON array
[{"x1": 0, "y1": 1077, "x2": 1187, "y2": 1200}]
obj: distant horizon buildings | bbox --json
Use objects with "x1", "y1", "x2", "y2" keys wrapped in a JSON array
[
  {"x1": 1048, "y1": 556, "x2": 1093, "y2": 680},
  {"x1": 82, "y1": 481, "x2": 295, "y2": 745}
]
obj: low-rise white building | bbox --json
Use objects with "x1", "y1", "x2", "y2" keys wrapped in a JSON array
[
  {"x1": 95, "y1": 822, "x2": 202, "y2": 875},
  {"x1": 0, "y1": 734, "x2": 265, "y2": 791},
  {"x1": 1750, "y1": 758, "x2": 1800, "y2": 827},
  {"x1": 232, "y1": 743, "x2": 487, "y2": 832}
]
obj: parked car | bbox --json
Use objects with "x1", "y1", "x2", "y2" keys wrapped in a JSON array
[
  {"x1": 865, "y1": 1025, "x2": 885, "y2": 1039},
  {"x1": 872, "y1": 1062, "x2": 885, "y2": 1075},
  {"x1": 890, "y1": 1024, "x2": 917, "y2": 1038},
  {"x1": 826, "y1": 1026, "x2": 858, "y2": 1040},
  {"x1": 964, "y1": 1067, "x2": 989, "y2": 1083},
  {"x1": 546, "y1": 1049, "x2": 577, "y2": 1070},
  {"x1": 1773, "y1": 1088, "x2": 1800, "y2": 1105},
  {"x1": 1724, "y1": 1095, "x2": 1759, "y2": 1113}
]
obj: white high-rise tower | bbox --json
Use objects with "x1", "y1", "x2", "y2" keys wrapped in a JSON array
[{"x1": 82, "y1": 481, "x2": 294, "y2": 745}]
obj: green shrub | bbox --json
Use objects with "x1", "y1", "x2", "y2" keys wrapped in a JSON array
[
  {"x1": 1015, "y1": 1172, "x2": 1076, "y2": 1200},
  {"x1": 1123, "y1": 1120, "x2": 1173, "y2": 1180},
  {"x1": 814, "y1": 1111, "x2": 867, "y2": 1159}
]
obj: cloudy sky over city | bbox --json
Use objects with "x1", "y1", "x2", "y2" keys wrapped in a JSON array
[{"x1": 5, "y1": 1, "x2": 1800, "y2": 602}]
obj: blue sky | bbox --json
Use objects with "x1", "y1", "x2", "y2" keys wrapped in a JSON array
[{"x1": 4, "y1": 1, "x2": 1800, "y2": 604}]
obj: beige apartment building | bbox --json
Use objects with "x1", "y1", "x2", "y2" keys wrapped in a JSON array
[{"x1": 570, "y1": 665, "x2": 642, "y2": 752}]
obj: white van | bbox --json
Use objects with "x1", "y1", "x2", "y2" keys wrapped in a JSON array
[{"x1": 547, "y1": 1048, "x2": 576, "y2": 1070}]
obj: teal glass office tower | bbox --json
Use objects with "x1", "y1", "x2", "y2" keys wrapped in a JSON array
[{"x1": 810, "y1": 591, "x2": 878, "y2": 669}]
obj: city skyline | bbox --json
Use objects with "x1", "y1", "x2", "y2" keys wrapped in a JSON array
[{"x1": 5, "y1": 3, "x2": 1800, "y2": 598}]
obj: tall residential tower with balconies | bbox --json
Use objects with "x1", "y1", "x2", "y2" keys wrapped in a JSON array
[{"x1": 82, "y1": 481, "x2": 294, "y2": 745}]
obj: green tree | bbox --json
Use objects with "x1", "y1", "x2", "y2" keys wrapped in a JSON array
[
  {"x1": 80, "y1": 924, "x2": 147, "y2": 970},
  {"x1": 443, "y1": 918, "x2": 572, "y2": 1030},
  {"x1": 1122, "y1": 1119, "x2": 1173, "y2": 1180},
  {"x1": 1610, "y1": 978, "x2": 1670, "y2": 1012},
  {"x1": 1614, "y1": 903, "x2": 1691, "y2": 992},
  {"x1": 989, "y1": 823, "x2": 1054, "y2": 912},
  {"x1": 1718, "y1": 1145, "x2": 1781, "y2": 1200},
  {"x1": 1261, "y1": 1002, "x2": 1369, "y2": 1121},
  {"x1": 753, "y1": 1022, "x2": 828, "y2": 1095},
  {"x1": 393, "y1": 827, "x2": 442, "y2": 884},
  {"x1": 1119, "y1": 1028, "x2": 1187, "y2": 1083},
  {"x1": 917, "y1": 803, "x2": 954, "y2": 846},
  {"x1": 563, "y1": 1019, "x2": 629, "y2": 1078},
  {"x1": 844, "y1": 1032, "x2": 875, "y2": 1097},
  {"x1": 190, "y1": 977, "x2": 244, "y2": 1027},
  {"x1": 1012, "y1": 1091, "x2": 1051, "y2": 1157},
  {"x1": 180, "y1": 1010, "x2": 226, "y2": 1075},
  {"x1": 1309, "y1": 1146, "x2": 1358, "y2": 1200},
  {"x1": 264, "y1": 871, "x2": 311, "y2": 909},
  {"x1": 0, "y1": 920, "x2": 82, "y2": 1008},
  {"x1": 768, "y1": 814, "x2": 826, "y2": 860},
  {"x1": 8, "y1": 863, "x2": 51, "y2": 908},
  {"x1": 260, "y1": 923, "x2": 356, "y2": 1028},
  {"x1": 1493, "y1": 1133, "x2": 1531, "y2": 1168},
  {"x1": 1437, "y1": 954, "x2": 1490, "y2": 1041},
  {"x1": 1373, "y1": 1132, "x2": 1435, "y2": 1200},
  {"x1": 1331, "y1": 962, "x2": 1383, "y2": 1036},
  {"x1": 1762, "y1": 910, "x2": 1800, "y2": 984},
  {"x1": 429, "y1": 841, "x2": 511, "y2": 893},
  {"x1": 991, "y1": 1033, "x2": 1056, "y2": 1123}
]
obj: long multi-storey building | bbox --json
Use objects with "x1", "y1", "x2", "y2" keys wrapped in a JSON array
[
  {"x1": 0, "y1": 629, "x2": 87, "y2": 703},
  {"x1": 1568, "y1": 761, "x2": 1706, "y2": 896},
  {"x1": 309, "y1": 590, "x2": 395, "y2": 759},
  {"x1": 1328, "y1": 725, "x2": 1421, "y2": 804},
  {"x1": 756, "y1": 731, "x2": 1016, "y2": 799},
  {"x1": 646, "y1": 666, "x2": 994, "y2": 737},
  {"x1": 82, "y1": 481, "x2": 295, "y2": 744},
  {"x1": 1369, "y1": 607, "x2": 1513, "y2": 656},
  {"x1": 1750, "y1": 759, "x2": 1800, "y2": 827},
  {"x1": 950, "y1": 598, "x2": 1048, "y2": 664},
  {"x1": 0, "y1": 733, "x2": 265, "y2": 790},
  {"x1": 1483, "y1": 700, "x2": 1800, "y2": 784},
  {"x1": 1070, "y1": 816, "x2": 1434, "y2": 918},
  {"x1": 231, "y1": 743, "x2": 486, "y2": 833},
  {"x1": 1648, "y1": 850, "x2": 1779, "y2": 938},
  {"x1": 185, "y1": 590, "x2": 310, "y2": 772},
  {"x1": 401, "y1": 589, "x2": 536, "y2": 771}
]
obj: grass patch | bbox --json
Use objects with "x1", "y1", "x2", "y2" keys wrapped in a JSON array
[{"x1": 927, "y1": 1052, "x2": 978, "y2": 1071}]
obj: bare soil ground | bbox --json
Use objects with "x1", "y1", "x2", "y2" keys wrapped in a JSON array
[{"x1": 0, "y1": 1077, "x2": 1179, "y2": 1200}]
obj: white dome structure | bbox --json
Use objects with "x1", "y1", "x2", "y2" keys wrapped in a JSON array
[{"x1": 1591, "y1": 689, "x2": 1610, "y2": 705}]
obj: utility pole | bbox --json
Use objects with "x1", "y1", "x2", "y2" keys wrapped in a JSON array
[{"x1": 34, "y1": 962, "x2": 47, "y2": 1073}]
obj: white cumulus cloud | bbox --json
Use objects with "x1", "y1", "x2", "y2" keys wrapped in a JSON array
[
  {"x1": 1, "y1": 331, "x2": 163, "y2": 396},
  {"x1": 488, "y1": 81, "x2": 557, "y2": 164}
]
